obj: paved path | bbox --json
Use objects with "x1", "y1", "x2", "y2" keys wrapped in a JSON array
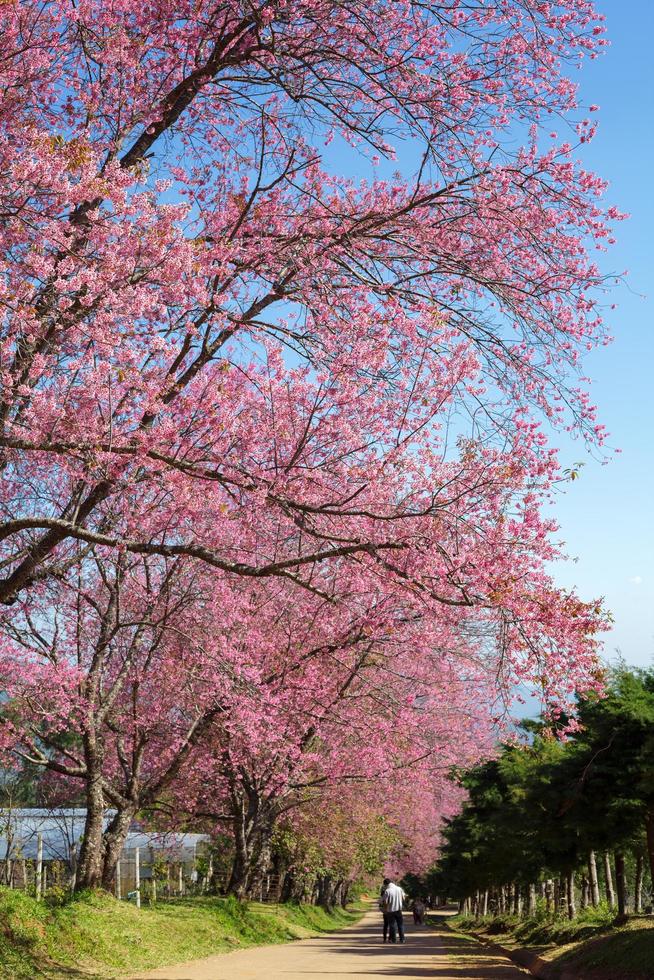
[{"x1": 129, "y1": 908, "x2": 530, "y2": 979}]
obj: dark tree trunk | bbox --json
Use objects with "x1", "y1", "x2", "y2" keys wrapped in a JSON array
[
  {"x1": 317, "y1": 875, "x2": 334, "y2": 909},
  {"x1": 280, "y1": 870, "x2": 295, "y2": 903},
  {"x1": 226, "y1": 778, "x2": 275, "y2": 899},
  {"x1": 645, "y1": 809, "x2": 654, "y2": 889},
  {"x1": 295, "y1": 875, "x2": 309, "y2": 903},
  {"x1": 341, "y1": 881, "x2": 350, "y2": 908}
]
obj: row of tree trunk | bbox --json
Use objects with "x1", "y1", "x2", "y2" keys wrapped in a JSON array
[
  {"x1": 73, "y1": 760, "x2": 354, "y2": 907},
  {"x1": 460, "y1": 851, "x2": 648, "y2": 921}
]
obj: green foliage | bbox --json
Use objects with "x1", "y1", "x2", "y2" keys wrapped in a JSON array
[
  {"x1": 42, "y1": 885, "x2": 72, "y2": 909},
  {"x1": 0, "y1": 886, "x2": 363, "y2": 979},
  {"x1": 400, "y1": 872, "x2": 427, "y2": 899},
  {"x1": 454, "y1": 904, "x2": 613, "y2": 944},
  {"x1": 429, "y1": 666, "x2": 654, "y2": 904}
]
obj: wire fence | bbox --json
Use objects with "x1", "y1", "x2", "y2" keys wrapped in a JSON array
[
  {"x1": 1, "y1": 835, "x2": 219, "y2": 906},
  {"x1": 1, "y1": 851, "x2": 307, "y2": 908}
]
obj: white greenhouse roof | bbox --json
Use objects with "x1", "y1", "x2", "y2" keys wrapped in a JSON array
[{"x1": 0, "y1": 809, "x2": 209, "y2": 861}]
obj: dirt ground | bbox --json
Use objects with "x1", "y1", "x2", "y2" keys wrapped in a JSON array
[{"x1": 129, "y1": 907, "x2": 531, "y2": 979}]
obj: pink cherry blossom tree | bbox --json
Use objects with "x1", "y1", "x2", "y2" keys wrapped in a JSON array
[
  {"x1": 0, "y1": 1, "x2": 618, "y2": 893},
  {"x1": 0, "y1": 1, "x2": 616, "y2": 602}
]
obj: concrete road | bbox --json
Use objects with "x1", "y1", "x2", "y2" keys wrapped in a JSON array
[{"x1": 129, "y1": 908, "x2": 530, "y2": 979}]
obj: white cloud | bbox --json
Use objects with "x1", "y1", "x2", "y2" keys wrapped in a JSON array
[{"x1": 629, "y1": 575, "x2": 643, "y2": 585}]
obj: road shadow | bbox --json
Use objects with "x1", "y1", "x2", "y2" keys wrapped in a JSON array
[{"x1": 320, "y1": 913, "x2": 527, "y2": 977}]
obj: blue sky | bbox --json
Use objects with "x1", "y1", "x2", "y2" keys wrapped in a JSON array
[
  {"x1": 321, "y1": 3, "x2": 654, "y2": 669},
  {"x1": 546, "y1": 1, "x2": 654, "y2": 667}
]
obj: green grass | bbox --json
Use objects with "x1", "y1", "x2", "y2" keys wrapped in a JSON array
[
  {"x1": 451, "y1": 902, "x2": 615, "y2": 946},
  {"x1": 552, "y1": 917, "x2": 654, "y2": 978},
  {"x1": 0, "y1": 887, "x2": 364, "y2": 978},
  {"x1": 448, "y1": 907, "x2": 654, "y2": 979}
]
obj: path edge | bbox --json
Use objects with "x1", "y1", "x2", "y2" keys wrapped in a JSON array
[
  {"x1": 442, "y1": 921, "x2": 654, "y2": 980},
  {"x1": 442, "y1": 921, "x2": 566, "y2": 980}
]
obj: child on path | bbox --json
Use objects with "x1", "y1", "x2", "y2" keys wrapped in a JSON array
[{"x1": 412, "y1": 897, "x2": 426, "y2": 925}]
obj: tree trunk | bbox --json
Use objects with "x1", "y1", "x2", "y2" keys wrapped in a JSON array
[
  {"x1": 248, "y1": 837, "x2": 272, "y2": 901},
  {"x1": 268, "y1": 856, "x2": 286, "y2": 903},
  {"x1": 317, "y1": 875, "x2": 333, "y2": 909},
  {"x1": 545, "y1": 879, "x2": 554, "y2": 916},
  {"x1": 580, "y1": 875, "x2": 589, "y2": 910},
  {"x1": 228, "y1": 829, "x2": 250, "y2": 899},
  {"x1": 603, "y1": 852, "x2": 616, "y2": 908},
  {"x1": 556, "y1": 874, "x2": 564, "y2": 915},
  {"x1": 566, "y1": 870, "x2": 576, "y2": 920},
  {"x1": 614, "y1": 852, "x2": 627, "y2": 919},
  {"x1": 527, "y1": 883, "x2": 537, "y2": 916},
  {"x1": 635, "y1": 853, "x2": 644, "y2": 914},
  {"x1": 645, "y1": 809, "x2": 654, "y2": 891},
  {"x1": 226, "y1": 781, "x2": 274, "y2": 899},
  {"x1": 100, "y1": 805, "x2": 137, "y2": 891},
  {"x1": 341, "y1": 881, "x2": 350, "y2": 908},
  {"x1": 588, "y1": 851, "x2": 600, "y2": 907},
  {"x1": 280, "y1": 870, "x2": 295, "y2": 903},
  {"x1": 75, "y1": 760, "x2": 106, "y2": 891}
]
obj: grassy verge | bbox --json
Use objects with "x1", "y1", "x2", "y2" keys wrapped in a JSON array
[
  {"x1": 451, "y1": 903, "x2": 615, "y2": 946},
  {"x1": 448, "y1": 907, "x2": 654, "y2": 979},
  {"x1": 0, "y1": 887, "x2": 365, "y2": 979}
]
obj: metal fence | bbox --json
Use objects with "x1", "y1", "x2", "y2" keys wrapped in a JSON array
[{"x1": 1, "y1": 833, "x2": 215, "y2": 907}]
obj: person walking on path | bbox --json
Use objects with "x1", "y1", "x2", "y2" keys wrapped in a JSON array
[
  {"x1": 379, "y1": 878, "x2": 392, "y2": 942},
  {"x1": 382, "y1": 877, "x2": 406, "y2": 943}
]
